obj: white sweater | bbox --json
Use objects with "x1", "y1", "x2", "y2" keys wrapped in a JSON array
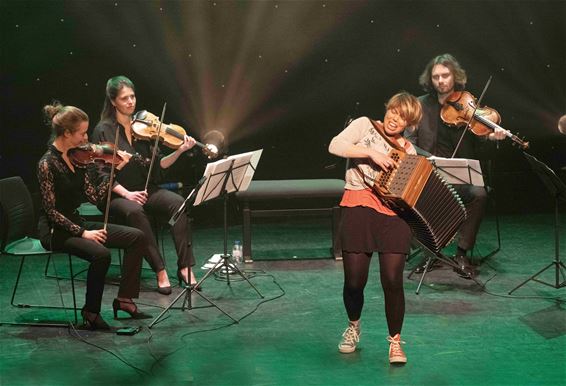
[{"x1": 328, "y1": 117, "x2": 416, "y2": 191}]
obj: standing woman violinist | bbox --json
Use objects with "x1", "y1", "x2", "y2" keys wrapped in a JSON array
[
  {"x1": 329, "y1": 92, "x2": 422, "y2": 365},
  {"x1": 91, "y1": 76, "x2": 198, "y2": 295},
  {"x1": 38, "y1": 102, "x2": 152, "y2": 330}
]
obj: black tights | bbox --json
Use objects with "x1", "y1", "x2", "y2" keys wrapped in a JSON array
[{"x1": 343, "y1": 251, "x2": 406, "y2": 336}]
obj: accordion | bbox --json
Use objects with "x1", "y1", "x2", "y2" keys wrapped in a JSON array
[{"x1": 373, "y1": 150, "x2": 467, "y2": 253}]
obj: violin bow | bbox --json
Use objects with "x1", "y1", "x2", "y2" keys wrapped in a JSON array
[
  {"x1": 144, "y1": 102, "x2": 167, "y2": 192},
  {"x1": 102, "y1": 124, "x2": 122, "y2": 231},
  {"x1": 451, "y1": 76, "x2": 492, "y2": 158}
]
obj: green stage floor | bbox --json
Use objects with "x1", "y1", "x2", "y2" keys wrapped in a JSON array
[{"x1": 1, "y1": 213, "x2": 565, "y2": 385}]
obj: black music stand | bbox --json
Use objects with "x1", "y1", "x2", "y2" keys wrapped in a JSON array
[
  {"x1": 508, "y1": 153, "x2": 566, "y2": 294},
  {"x1": 194, "y1": 150, "x2": 264, "y2": 298},
  {"x1": 149, "y1": 176, "x2": 238, "y2": 328},
  {"x1": 429, "y1": 156, "x2": 484, "y2": 186}
]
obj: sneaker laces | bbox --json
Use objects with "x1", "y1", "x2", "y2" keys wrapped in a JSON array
[
  {"x1": 387, "y1": 335, "x2": 406, "y2": 357},
  {"x1": 341, "y1": 325, "x2": 360, "y2": 346}
]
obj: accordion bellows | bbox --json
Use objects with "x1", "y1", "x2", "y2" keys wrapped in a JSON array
[{"x1": 373, "y1": 150, "x2": 467, "y2": 253}]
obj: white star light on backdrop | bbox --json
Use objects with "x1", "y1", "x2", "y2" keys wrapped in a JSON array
[
  {"x1": 31, "y1": 1, "x2": 562, "y2": 142},
  {"x1": 113, "y1": 0, "x2": 357, "y2": 141},
  {"x1": 13, "y1": 1, "x2": 364, "y2": 142}
]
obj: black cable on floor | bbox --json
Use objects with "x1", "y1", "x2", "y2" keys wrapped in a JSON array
[
  {"x1": 145, "y1": 271, "x2": 285, "y2": 374},
  {"x1": 67, "y1": 323, "x2": 152, "y2": 376}
]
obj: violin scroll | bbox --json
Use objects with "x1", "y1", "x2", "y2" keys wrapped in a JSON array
[{"x1": 202, "y1": 143, "x2": 219, "y2": 159}]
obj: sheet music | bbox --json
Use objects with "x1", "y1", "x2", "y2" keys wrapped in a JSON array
[
  {"x1": 427, "y1": 156, "x2": 484, "y2": 186},
  {"x1": 194, "y1": 149, "x2": 263, "y2": 206}
]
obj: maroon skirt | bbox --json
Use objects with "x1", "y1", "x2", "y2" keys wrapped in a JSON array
[{"x1": 339, "y1": 206, "x2": 412, "y2": 254}]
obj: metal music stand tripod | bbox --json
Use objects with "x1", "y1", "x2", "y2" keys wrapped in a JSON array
[
  {"x1": 508, "y1": 153, "x2": 566, "y2": 294},
  {"x1": 409, "y1": 240, "x2": 486, "y2": 294},
  {"x1": 194, "y1": 149, "x2": 264, "y2": 298},
  {"x1": 149, "y1": 175, "x2": 238, "y2": 328}
]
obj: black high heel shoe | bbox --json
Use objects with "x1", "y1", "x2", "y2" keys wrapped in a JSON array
[
  {"x1": 156, "y1": 270, "x2": 172, "y2": 295},
  {"x1": 81, "y1": 306, "x2": 111, "y2": 330},
  {"x1": 177, "y1": 269, "x2": 202, "y2": 291},
  {"x1": 157, "y1": 281, "x2": 172, "y2": 295},
  {"x1": 112, "y1": 299, "x2": 152, "y2": 319}
]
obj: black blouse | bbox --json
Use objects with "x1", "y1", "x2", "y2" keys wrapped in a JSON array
[
  {"x1": 37, "y1": 144, "x2": 109, "y2": 236},
  {"x1": 91, "y1": 119, "x2": 163, "y2": 192}
]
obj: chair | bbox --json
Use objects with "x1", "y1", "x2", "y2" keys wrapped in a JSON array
[
  {"x1": 43, "y1": 202, "x2": 122, "y2": 283},
  {"x1": 0, "y1": 176, "x2": 78, "y2": 327},
  {"x1": 44, "y1": 201, "x2": 174, "y2": 287}
]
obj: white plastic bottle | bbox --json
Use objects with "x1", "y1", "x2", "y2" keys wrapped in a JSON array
[{"x1": 232, "y1": 240, "x2": 242, "y2": 266}]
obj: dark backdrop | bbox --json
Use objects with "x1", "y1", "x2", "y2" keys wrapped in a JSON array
[{"x1": 1, "y1": 0, "x2": 565, "y2": 214}]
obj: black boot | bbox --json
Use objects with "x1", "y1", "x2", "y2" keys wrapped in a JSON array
[
  {"x1": 81, "y1": 306, "x2": 111, "y2": 330},
  {"x1": 453, "y1": 255, "x2": 476, "y2": 279}
]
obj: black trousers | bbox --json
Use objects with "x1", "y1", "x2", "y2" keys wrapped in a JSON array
[
  {"x1": 454, "y1": 184, "x2": 488, "y2": 252},
  {"x1": 109, "y1": 188, "x2": 195, "y2": 273},
  {"x1": 42, "y1": 222, "x2": 145, "y2": 314}
]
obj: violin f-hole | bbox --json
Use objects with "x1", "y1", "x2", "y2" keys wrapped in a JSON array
[{"x1": 446, "y1": 100, "x2": 463, "y2": 111}]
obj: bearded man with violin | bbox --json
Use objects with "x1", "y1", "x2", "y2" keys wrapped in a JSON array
[
  {"x1": 91, "y1": 76, "x2": 199, "y2": 295},
  {"x1": 405, "y1": 53, "x2": 507, "y2": 278},
  {"x1": 37, "y1": 102, "x2": 153, "y2": 330}
]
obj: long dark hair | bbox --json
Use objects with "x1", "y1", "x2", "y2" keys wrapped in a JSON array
[
  {"x1": 418, "y1": 53, "x2": 467, "y2": 93},
  {"x1": 100, "y1": 75, "x2": 135, "y2": 123}
]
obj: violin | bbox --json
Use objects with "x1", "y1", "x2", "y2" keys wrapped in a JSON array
[
  {"x1": 131, "y1": 110, "x2": 219, "y2": 159},
  {"x1": 440, "y1": 91, "x2": 529, "y2": 150},
  {"x1": 68, "y1": 143, "x2": 124, "y2": 168}
]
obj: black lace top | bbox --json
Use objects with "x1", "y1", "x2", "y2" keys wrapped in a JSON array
[
  {"x1": 92, "y1": 120, "x2": 163, "y2": 193},
  {"x1": 37, "y1": 144, "x2": 109, "y2": 236}
]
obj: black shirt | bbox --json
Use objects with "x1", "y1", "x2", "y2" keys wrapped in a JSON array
[{"x1": 91, "y1": 119, "x2": 164, "y2": 193}]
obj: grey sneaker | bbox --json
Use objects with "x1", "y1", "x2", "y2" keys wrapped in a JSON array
[{"x1": 338, "y1": 324, "x2": 360, "y2": 353}]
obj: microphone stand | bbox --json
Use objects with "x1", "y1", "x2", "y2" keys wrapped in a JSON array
[{"x1": 149, "y1": 175, "x2": 238, "y2": 328}]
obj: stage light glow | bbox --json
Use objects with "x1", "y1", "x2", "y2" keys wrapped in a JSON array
[
  {"x1": 75, "y1": 1, "x2": 361, "y2": 145},
  {"x1": 160, "y1": 0, "x2": 354, "y2": 143}
]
